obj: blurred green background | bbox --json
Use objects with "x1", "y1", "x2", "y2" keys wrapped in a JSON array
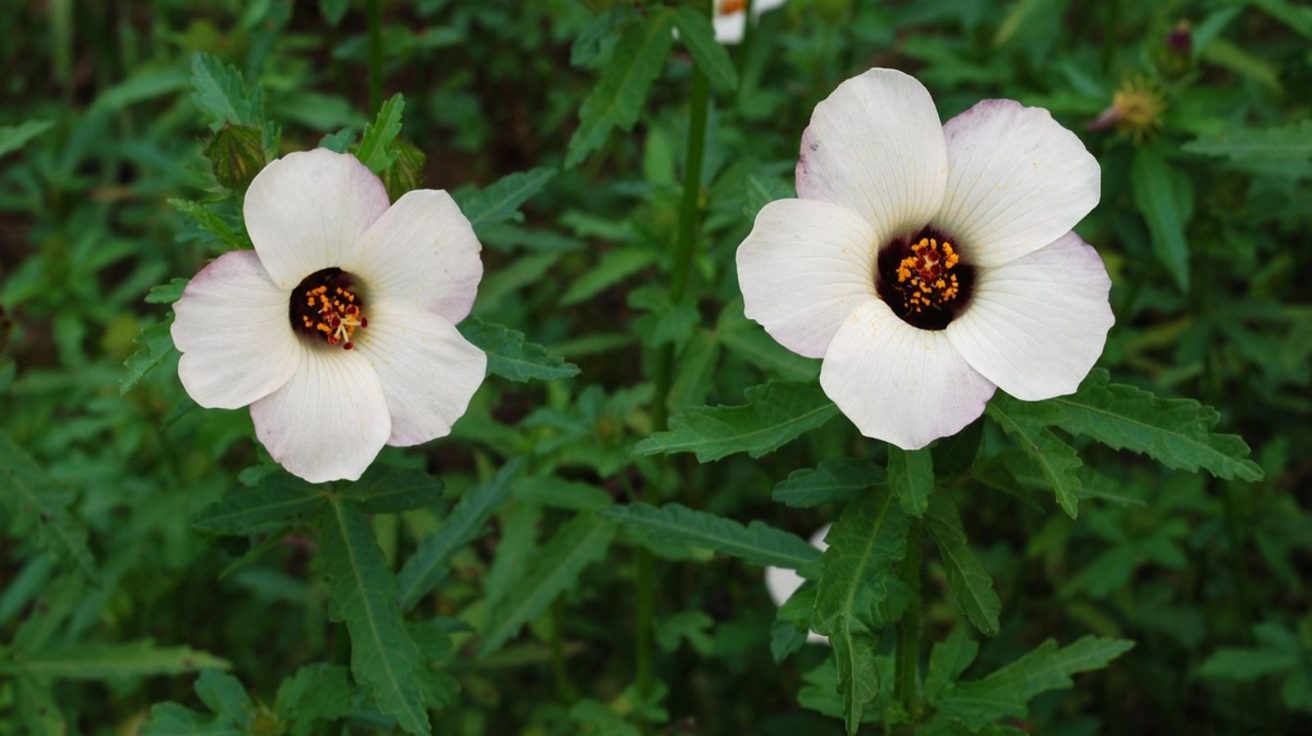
[{"x1": 1, "y1": 0, "x2": 1309, "y2": 733}]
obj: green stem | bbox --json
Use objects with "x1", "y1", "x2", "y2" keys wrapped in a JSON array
[
  {"x1": 366, "y1": 0, "x2": 383, "y2": 113},
  {"x1": 739, "y1": 0, "x2": 757, "y2": 77},
  {"x1": 551, "y1": 596, "x2": 577, "y2": 701},
  {"x1": 894, "y1": 521, "x2": 922, "y2": 726},
  {"x1": 637, "y1": 6, "x2": 713, "y2": 724}
]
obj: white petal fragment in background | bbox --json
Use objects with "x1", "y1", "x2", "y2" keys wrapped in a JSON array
[
  {"x1": 348, "y1": 190, "x2": 483, "y2": 324},
  {"x1": 820, "y1": 299, "x2": 997, "y2": 450},
  {"x1": 244, "y1": 149, "x2": 391, "y2": 289},
  {"x1": 357, "y1": 302, "x2": 487, "y2": 447},
  {"x1": 736, "y1": 199, "x2": 882, "y2": 359},
  {"x1": 712, "y1": 0, "x2": 788, "y2": 44},
  {"x1": 947, "y1": 231, "x2": 1114, "y2": 401},
  {"x1": 250, "y1": 348, "x2": 392, "y2": 483},
  {"x1": 934, "y1": 99, "x2": 1100, "y2": 268},
  {"x1": 764, "y1": 523, "x2": 830, "y2": 645},
  {"x1": 796, "y1": 68, "x2": 947, "y2": 236},
  {"x1": 172, "y1": 251, "x2": 303, "y2": 410}
]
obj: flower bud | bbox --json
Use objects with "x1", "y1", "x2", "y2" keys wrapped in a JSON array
[
  {"x1": 381, "y1": 139, "x2": 427, "y2": 201},
  {"x1": 204, "y1": 124, "x2": 266, "y2": 193}
]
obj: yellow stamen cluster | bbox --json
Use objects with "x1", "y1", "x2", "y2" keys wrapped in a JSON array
[
  {"x1": 1111, "y1": 77, "x2": 1165, "y2": 141},
  {"x1": 300, "y1": 284, "x2": 367, "y2": 349},
  {"x1": 895, "y1": 237, "x2": 962, "y2": 315}
]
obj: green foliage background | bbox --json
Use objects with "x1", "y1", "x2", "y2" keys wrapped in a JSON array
[{"x1": 1, "y1": 0, "x2": 1309, "y2": 733}]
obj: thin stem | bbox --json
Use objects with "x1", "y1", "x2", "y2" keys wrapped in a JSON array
[
  {"x1": 894, "y1": 521, "x2": 923, "y2": 726},
  {"x1": 366, "y1": 0, "x2": 383, "y2": 113},
  {"x1": 740, "y1": 0, "x2": 757, "y2": 77}
]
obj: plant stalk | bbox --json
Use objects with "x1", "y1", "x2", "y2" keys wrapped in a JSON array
[
  {"x1": 894, "y1": 521, "x2": 923, "y2": 725},
  {"x1": 366, "y1": 0, "x2": 383, "y2": 113}
]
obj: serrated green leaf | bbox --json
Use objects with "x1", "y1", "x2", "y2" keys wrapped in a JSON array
[
  {"x1": 141, "y1": 703, "x2": 241, "y2": 736},
  {"x1": 459, "y1": 318, "x2": 580, "y2": 383},
  {"x1": 398, "y1": 460, "x2": 522, "y2": 610},
  {"x1": 1183, "y1": 120, "x2": 1312, "y2": 160},
  {"x1": 772, "y1": 458, "x2": 884, "y2": 508},
  {"x1": 814, "y1": 490, "x2": 911, "y2": 734},
  {"x1": 987, "y1": 398, "x2": 1083, "y2": 518},
  {"x1": 1131, "y1": 145, "x2": 1192, "y2": 292},
  {"x1": 0, "y1": 429, "x2": 97, "y2": 581},
  {"x1": 121, "y1": 317, "x2": 178, "y2": 396},
  {"x1": 925, "y1": 628, "x2": 980, "y2": 703},
  {"x1": 566, "y1": 13, "x2": 675, "y2": 168},
  {"x1": 1028, "y1": 369, "x2": 1263, "y2": 482},
  {"x1": 635, "y1": 381, "x2": 839, "y2": 462},
  {"x1": 0, "y1": 640, "x2": 228, "y2": 679},
  {"x1": 0, "y1": 120, "x2": 54, "y2": 158},
  {"x1": 193, "y1": 474, "x2": 324, "y2": 535},
  {"x1": 194, "y1": 669, "x2": 252, "y2": 724},
  {"x1": 321, "y1": 498, "x2": 430, "y2": 736},
  {"x1": 343, "y1": 467, "x2": 443, "y2": 513},
  {"x1": 514, "y1": 476, "x2": 613, "y2": 511},
  {"x1": 668, "y1": 6, "x2": 738, "y2": 91},
  {"x1": 936, "y1": 636, "x2": 1134, "y2": 729},
  {"x1": 168, "y1": 199, "x2": 251, "y2": 251},
  {"x1": 601, "y1": 502, "x2": 820, "y2": 569},
  {"x1": 560, "y1": 247, "x2": 655, "y2": 306},
  {"x1": 888, "y1": 447, "x2": 934, "y2": 517},
  {"x1": 455, "y1": 166, "x2": 557, "y2": 234},
  {"x1": 354, "y1": 93, "x2": 404, "y2": 174},
  {"x1": 924, "y1": 494, "x2": 1001, "y2": 636},
  {"x1": 480, "y1": 513, "x2": 614, "y2": 656},
  {"x1": 190, "y1": 53, "x2": 263, "y2": 129},
  {"x1": 146, "y1": 277, "x2": 190, "y2": 304},
  {"x1": 274, "y1": 663, "x2": 353, "y2": 736}
]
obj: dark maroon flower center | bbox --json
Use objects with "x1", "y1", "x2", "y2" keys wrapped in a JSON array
[
  {"x1": 875, "y1": 227, "x2": 976, "y2": 331},
  {"x1": 289, "y1": 268, "x2": 367, "y2": 350}
]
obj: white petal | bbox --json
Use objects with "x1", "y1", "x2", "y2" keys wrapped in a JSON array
[
  {"x1": 764, "y1": 523, "x2": 829, "y2": 645},
  {"x1": 736, "y1": 199, "x2": 882, "y2": 359},
  {"x1": 171, "y1": 251, "x2": 302, "y2": 409},
  {"x1": 796, "y1": 68, "x2": 947, "y2": 237},
  {"x1": 933, "y1": 99, "x2": 1100, "y2": 267},
  {"x1": 249, "y1": 348, "x2": 391, "y2": 483},
  {"x1": 947, "y1": 232, "x2": 1113, "y2": 401},
  {"x1": 346, "y1": 190, "x2": 483, "y2": 324},
  {"x1": 244, "y1": 149, "x2": 391, "y2": 289},
  {"x1": 713, "y1": 12, "x2": 746, "y2": 43},
  {"x1": 819, "y1": 299, "x2": 996, "y2": 450},
  {"x1": 355, "y1": 301, "x2": 487, "y2": 447}
]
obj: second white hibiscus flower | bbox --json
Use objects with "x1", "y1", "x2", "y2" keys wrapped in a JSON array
[
  {"x1": 737, "y1": 68, "x2": 1113, "y2": 450},
  {"x1": 172, "y1": 149, "x2": 487, "y2": 483}
]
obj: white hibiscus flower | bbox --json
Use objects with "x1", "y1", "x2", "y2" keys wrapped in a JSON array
[
  {"x1": 736, "y1": 68, "x2": 1113, "y2": 450},
  {"x1": 764, "y1": 523, "x2": 830, "y2": 645},
  {"x1": 172, "y1": 149, "x2": 487, "y2": 482},
  {"x1": 713, "y1": 0, "x2": 787, "y2": 44}
]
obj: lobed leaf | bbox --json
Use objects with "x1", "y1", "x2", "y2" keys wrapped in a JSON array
[
  {"x1": 455, "y1": 166, "x2": 557, "y2": 234},
  {"x1": 189, "y1": 53, "x2": 264, "y2": 129},
  {"x1": 193, "y1": 474, "x2": 325, "y2": 535},
  {"x1": 398, "y1": 460, "x2": 522, "y2": 610},
  {"x1": 343, "y1": 467, "x2": 444, "y2": 513},
  {"x1": 1183, "y1": 120, "x2": 1312, "y2": 160},
  {"x1": 459, "y1": 318, "x2": 581, "y2": 383},
  {"x1": 924, "y1": 494, "x2": 1001, "y2": 636},
  {"x1": 635, "y1": 381, "x2": 839, "y2": 462},
  {"x1": 987, "y1": 398, "x2": 1083, "y2": 518},
  {"x1": 601, "y1": 502, "x2": 821, "y2": 570},
  {"x1": 479, "y1": 513, "x2": 614, "y2": 656},
  {"x1": 321, "y1": 498, "x2": 430, "y2": 735},
  {"x1": 121, "y1": 318, "x2": 178, "y2": 396},
  {"x1": 1130, "y1": 145, "x2": 1192, "y2": 292},
  {"x1": 772, "y1": 458, "x2": 884, "y2": 508},
  {"x1": 668, "y1": 6, "x2": 738, "y2": 91},
  {"x1": 887, "y1": 447, "x2": 934, "y2": 518}
]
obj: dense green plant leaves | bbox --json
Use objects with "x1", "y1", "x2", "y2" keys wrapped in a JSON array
[
  {"x1": 933, "y1": 636, "x2": 1134, "y2": 729},
  {"x1": 343, "y1": 467, "x2": 444, "y2": 513},
  {"x1": 120, "y1": 318, "x2": 178, "y2": 396},
  {"x1": 0, "y1": 429, "x2": 97, "y2": 580},
  {"x1": 1200, "y1": 622, "x2": 1304, "y2": 682},
  {"x1": 1019, "y1": 370, "x2": 1264, "y2": 482},
  {"x1": 813, "y1": 490, "x2": 911, "y2": 734},
  {"x1": 398, "y1": 460, "x2": 522, "y2": 610},
  {"x1": 321, "y1": 498, "x2": 430, "y2": 736},
  {"x1": 514, "y1": 476, "x2": 613, "y2": 511},
  {"x1": 459, "y1": 318, "x2": 581, "y2": 382},
  {"x1": 274, "y1": 663, "x2": 354, "y2": 735},
  {"x1": 565, "y1": 12, "x2": 675, "y2": 167},
  {"x1": 888, "y1": 447, "x2": 934, "y2": 517},
  {"x1": 1183, "y1": 120, "x2": 1312, "y2": 160},
  {"x1": 601, "y1": 502, "x2": 821, "y2": 569},
  {"x1": 1130, "y1": 145, "x2": 1193, "y2": 292},
  {"x1": 0, "y1": 640, "x2": 228, "y2": 679},
  {"x1": 354, "y1": 92, "x2": 404, "y2": 173},
  {"x1": 560, "y1": 248, "x2": 656, "y2": 306},
  {"x1": 772, "y1": 458, "x2": 884, "y2": 508},
  {"x1": 0, "y1": 120, "x2": 54, "y2": 158},
  {"x1": 145, "y1": 277, "x2": 190, "y2": 304},
  {"x1": 193, "y1": 474, "x2": 323, "y2": 535},
  {"x1": 190, "y1": 52, "x2": 264, "y2": 129},
  {"x1": 456, "y1": 166, "x2": 557, "y2": 234},
  {"x1": 924, "y1": 628, "x2": 980, "y2": 702},
  {"x1": 635, "y1": 381, "x2": 839, "y2": 462},
  {"x1": 479, "y1": 512, "x2": 614, "y2": 656},
  {"x1": 987, "y1": 399, "x2": 1083, "y2": 518},
  {"x1": 668, "y1": 6, "x2": 738, "y2": 91},
  {"x1": 924, "y1": 494, "x2": 1001, "y2": 636},
  {"x1": 168, "y1": 199, "x2": 251, "y2": 251}
]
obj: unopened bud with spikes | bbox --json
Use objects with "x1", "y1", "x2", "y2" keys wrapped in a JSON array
[{"x1": 205, "y1": 124, "x2": 266, "y2": 193}]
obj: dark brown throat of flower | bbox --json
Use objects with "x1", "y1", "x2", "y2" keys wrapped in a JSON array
[
  {"x1": 289, "y1": 267, "x2": 368, "y2": 350},
  {"x1": 875, "y1": 228, "x2": 976, "y2": 331}
]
